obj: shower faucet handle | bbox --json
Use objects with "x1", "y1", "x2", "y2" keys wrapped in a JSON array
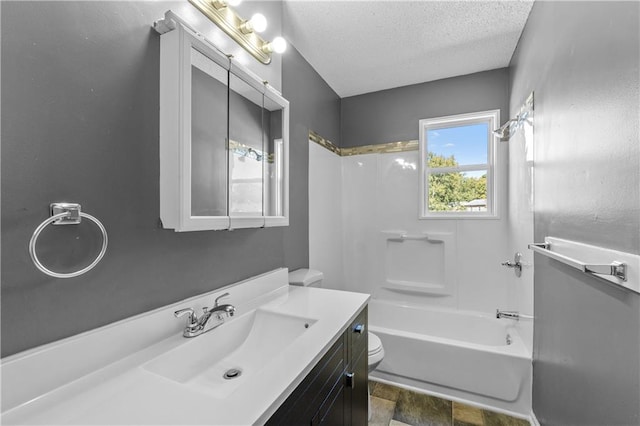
[{"x1": 501, "y1": 252, "x2": 523, "y2": 277}]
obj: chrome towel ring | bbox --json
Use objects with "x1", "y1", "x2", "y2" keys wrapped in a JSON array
[{"x1": 29, "y1": 203, "x2": 108, "y2": 279}]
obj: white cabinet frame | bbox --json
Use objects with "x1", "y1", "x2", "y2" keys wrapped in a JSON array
[
  {"x1": 160, "y1": 22, "x2": 230, "y2": 231},
  {"x1": 264, "y1": 85, "x2": 290, "y2": 228},
  {"x1": 158, "y1": 13, "x2": 289, "y2": 232}
]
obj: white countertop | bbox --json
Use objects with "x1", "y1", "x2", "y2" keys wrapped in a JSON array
[{"x1": 1, "y1": 269, "x2": 369, "y2": 425}]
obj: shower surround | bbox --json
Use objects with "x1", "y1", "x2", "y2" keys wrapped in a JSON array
[{"x1": 308, "y1": 132, "x2": 532, "y2": 414}]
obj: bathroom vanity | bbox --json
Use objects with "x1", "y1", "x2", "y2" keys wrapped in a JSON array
[
  {"x1": 0, "y1": 269, "x2": 369, "y2": 425},
  {"x1": 266, "y1": 306, "x2": 368, "y2": 425}
]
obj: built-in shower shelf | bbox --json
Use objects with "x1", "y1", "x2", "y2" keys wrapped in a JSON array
[
  {"x1": 380, "y1": 230, "x2": 455, "y2": 298},
  {"x1": 528, "y1": 237, "x2": 639, "y2": 294}
]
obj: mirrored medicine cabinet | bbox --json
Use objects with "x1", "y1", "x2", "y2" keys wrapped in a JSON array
[{"x1": 158, "y1": 18, "x2": 289, "y2": 231}]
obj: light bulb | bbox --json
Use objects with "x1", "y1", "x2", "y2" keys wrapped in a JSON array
[
  {"x1": 271, "y1": 36, "x2": 287, "y2": 53},
  {"x1": 249, "y1": 13, "x2": 267, "y2": 33},
  {"x1": 262, "y1": 37, "x2": 287, "y2": 54},
  {"x1": 239, "y1": 13, "x2": 267, "y2": 34}
]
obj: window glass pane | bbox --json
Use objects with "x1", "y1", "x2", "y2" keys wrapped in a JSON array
[
  {"x1": 427, "y1": 123, "x2": 488, "y2": 167},
  {"x1": 428, "y1": 170, "x2": 488, "y2": 212}
]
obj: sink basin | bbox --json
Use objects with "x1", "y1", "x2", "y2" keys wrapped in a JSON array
[{"x1": 143, "y1": 309, "x2": 316, "y2": 398}]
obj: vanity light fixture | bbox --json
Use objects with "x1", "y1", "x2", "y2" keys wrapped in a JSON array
[
  {"x1": 188, "y1": 0, "x2": 285, "y2": 64},
  {"x1": 211, "y1": 0, "x2": 242, "y2": 9}
]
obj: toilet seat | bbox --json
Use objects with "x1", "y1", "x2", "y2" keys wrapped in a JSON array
[
  {"x1": 366, "y1": 332, "x2": 385, "y2": 422},
  {"x1": 368, "y1": 332, "x2": 385, "y2": 371},
  {"x1": 368, "y1": 332, "x2": 383, "y2": 356}
]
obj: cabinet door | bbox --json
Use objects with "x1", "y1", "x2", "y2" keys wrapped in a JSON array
[
  {"x1": 228, "y1": 67, "x2": 266, "y2": 229},
  {"x1": 351, "y1": 350, "x2": 369, "y2": 426},
  {"x1": 348, "y1": 307, "x2": 369, "y2": 426},
  {"x1": 263, "y1": 87, "x2": 289, "y2": 227},
  {"x1": 349, "y1": 308, "x2": 368, "y2": 363},
  {"x1": 266, "y1": 334, "x2": 346, "y2": 426},
  {"x1": 159, "y1": 25, "x2": 231, "y2": 231},
  {"x1": 312, "y1": 383, "x2": 346, "y2": 426},
  {"x1": 191, "y1": 49, "x2": 228, "y2": 219}
]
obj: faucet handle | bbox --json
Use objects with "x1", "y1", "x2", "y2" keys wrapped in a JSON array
[
  {"x1": 174, "y1": 308, "x2": 198, "y2": 326},
  {"x1": 214, "y1": 292, "x2": 230, "y2": 307}
]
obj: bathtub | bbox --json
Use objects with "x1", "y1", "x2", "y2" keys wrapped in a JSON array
[{"x1": 368, "y1": 299, "x2": 531, "y2": 416}]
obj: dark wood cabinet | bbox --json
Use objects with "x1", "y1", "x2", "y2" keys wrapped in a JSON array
[
  {"x1": 266, "y1": 306, "x2": 368, "y2": 426},
  {"x1": 347, "y1": 306, "x2": 368, "y2": 426}
]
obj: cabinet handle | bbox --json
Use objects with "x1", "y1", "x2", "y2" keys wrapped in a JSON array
[
  {"x1": 353, "y1": 323, "x2": 365, "y2": 334},
  {"x1": 346, "y1": 372, "x2": 354, "y2": 388}
]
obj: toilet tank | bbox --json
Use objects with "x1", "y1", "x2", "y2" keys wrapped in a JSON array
[{"x1": 288, "y1": 269, "x2": 324, "y2": 287}]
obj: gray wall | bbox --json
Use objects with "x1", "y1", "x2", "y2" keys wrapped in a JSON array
[
  {"x1": 1, "y1": 1, "x2": 340, "y2": 357},
  {"x1": 509, "y1": 2, "x2": 640, "y2": 424},
  {"x1": 281, "y1": 45, "x2": 341, "y2": 267},
  {"x1": 340, "y1": 68, "x2": 510, "y2": 147}
]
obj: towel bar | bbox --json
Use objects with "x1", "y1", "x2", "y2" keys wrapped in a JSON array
[
  {"x1": 529, "y1": 242, "x2": 627, "y2": 281},
  {"x1": 528, "y1": 237, "x2": 638, "y2": 294}
]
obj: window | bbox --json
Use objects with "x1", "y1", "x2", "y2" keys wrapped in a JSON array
[{"x1": 419, "y1": 110, "x2": 500, "y2": 218}]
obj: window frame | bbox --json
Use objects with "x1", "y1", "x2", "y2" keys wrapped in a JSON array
[{"x1": 419, "y1": 109, "x2": 500, "y2": 219}]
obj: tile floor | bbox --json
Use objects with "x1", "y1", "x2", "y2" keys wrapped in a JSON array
[{"x1": 368, "y1": 381, "x2": 530, "y2": 426}]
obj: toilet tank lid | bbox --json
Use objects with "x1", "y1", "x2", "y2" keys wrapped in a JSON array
[{"x1": 288, "y1": 269, "x2": 324, "y2": 286}]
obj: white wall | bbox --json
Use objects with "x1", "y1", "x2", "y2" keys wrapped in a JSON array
[
  {"x1": 308, "y1": 141, "x2": 344, "y2": 290},
  {"x1": 341, "y1": 154, "x2": 378, "y2": 295},
  {"x1": 341, "y1": 149, "x2": 510, "y2": 314},
  {"x1": 311, "y1": 140, "x2": 513, "y2": 316}
]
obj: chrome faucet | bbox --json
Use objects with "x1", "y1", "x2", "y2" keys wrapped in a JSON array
[
  {"x1": 496, "y1": 309, "x2": 520, "y2": 320},
  {"x1": 175, "y1": 293, "x2": 236, "y2": 338}
]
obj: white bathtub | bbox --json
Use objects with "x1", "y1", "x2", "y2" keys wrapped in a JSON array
[{"x1": 368, "y1": 299, "x2": 531, "y2": 416}]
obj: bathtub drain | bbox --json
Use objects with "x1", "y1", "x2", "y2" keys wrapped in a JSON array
[{"x1": 223, "y1": 368, "x2": 242, "y2": 380}]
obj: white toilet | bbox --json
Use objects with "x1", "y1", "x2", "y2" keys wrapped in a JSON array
[
  {"x1": 288, "y1": 269, "x2": 385, "y2": 420},
  {"x1": 368, "y1": 331, "x2": 384, "y2": 372}
]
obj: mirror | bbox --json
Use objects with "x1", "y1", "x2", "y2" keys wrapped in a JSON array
[
  {"x1": 263, "y1": 95, "x2": 285, "y2": 218},
  {"x1": 191, "y1": 48, "x2": 228, "y2": 217},
  {"x1": 229, "y1": 72, "x2": 264, "y2": 225}
]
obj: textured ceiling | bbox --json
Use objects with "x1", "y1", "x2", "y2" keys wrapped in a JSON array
[{"x1": 283, "y1": 0, "x2": 534, "y2": 97}]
